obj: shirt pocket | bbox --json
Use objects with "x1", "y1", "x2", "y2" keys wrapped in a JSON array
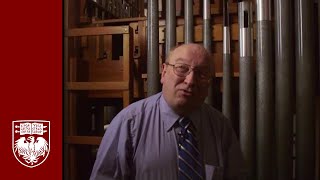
[{"x1": 205, "y1": 164, "x2": 223, "y2": 180}]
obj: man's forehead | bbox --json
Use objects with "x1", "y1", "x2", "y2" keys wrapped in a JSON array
[
  {"x1": 170, "y1": 49, "x2": 207, "y2": 62},
  {"x1": 171, "y1": 58, "x2": 210, "y2": 68},
  {"x1": 173, "y1": 44, "x2": 199, "y2": 53},
  {"x1": 174, "y1": 44, "x2": 207, "y2": 55},
  {"x1": 167, "y1": 44, "x2": 210, "y2": 64}
]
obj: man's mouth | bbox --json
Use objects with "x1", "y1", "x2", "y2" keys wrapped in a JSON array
[{"x1": 179, "y1": 89, "x2": 193, "y2": 96}]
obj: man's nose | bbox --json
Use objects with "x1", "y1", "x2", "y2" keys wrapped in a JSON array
[{"x1": 184, "y1": 71, "x2": 195, "y2": 86}]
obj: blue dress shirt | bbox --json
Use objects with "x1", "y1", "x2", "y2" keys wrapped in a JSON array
[{"x1": 90, "y1": 92, "x2": 246, "y2": 180}]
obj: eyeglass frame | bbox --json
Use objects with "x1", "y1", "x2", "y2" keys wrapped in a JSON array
[{"x1": 165, "y1": 62, "x2": 212, "y2": 81}]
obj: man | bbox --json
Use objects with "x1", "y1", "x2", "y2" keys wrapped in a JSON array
[{"x1": 90, "y1": 43, "x2": 246, "y2": 180}]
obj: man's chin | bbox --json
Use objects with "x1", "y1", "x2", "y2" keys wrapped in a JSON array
[
  {"x1": 176, "y1": 94, "x2": 191, "y2": 103},
  {"x1": 175, "y1": 97, "x2": 199, "y2": 108},
  {"x1": 176, "y1": 90, "x2": 194, "y2": 99}
]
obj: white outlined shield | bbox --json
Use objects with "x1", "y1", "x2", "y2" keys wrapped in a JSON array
[{"x1": 12, "y1": 120, "x2": 50, "y2": 168}]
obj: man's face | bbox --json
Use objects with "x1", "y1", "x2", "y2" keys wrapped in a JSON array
[{"x1": 161, "y1": 44, "x2": 211, "y2": 115}]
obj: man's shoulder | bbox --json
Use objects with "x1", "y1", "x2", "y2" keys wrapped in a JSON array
[
  {"x1": 127, "y1": 92, "x2": 161, "y2": 110},
  {"x1": 199, "y1": 103, "x2": 232, "y2": 129},
  {"x1": 119, "y1": 92, "x2": 162, "y2": 117},
  {"x1": 200, "y1": 103, "x2": 226, "y2": 120}
]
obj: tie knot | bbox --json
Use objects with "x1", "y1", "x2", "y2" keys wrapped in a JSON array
[
  {"x1": 179, "y1": 117, "x2": 191, "y2": 129},
  {"x1": 179, "y1": 117, "x2": 197, "y2": 136}
]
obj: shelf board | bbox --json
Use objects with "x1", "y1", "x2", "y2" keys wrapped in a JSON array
[
  {"x1": 66, "y1": 26, "x2": 129, "y2": 37},
  {"x1": 92, "y1": 17, "x2": 147, "y2": 24},
  {"x1": 66, "y1": 82, "x2": 129, "y2": 90},
  {"x1": 65, "y1": 136, "x2": 102, "y2": 145}
]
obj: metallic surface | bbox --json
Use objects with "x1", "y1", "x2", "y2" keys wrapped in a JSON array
[
  {"x1": 238, "y1": 1, "x2": 255, "y2": 179},
  {"x1": 257, "y1": 0, "x2": 272, "y2": 21},
  {"x1": 165, "y1": 0, "x2": 176, "y2": 57},
  {"x1": 239, "y1": 28, "x2": 253, "y2": 57},
  {"x1": 256, "y1": 0, "x2": 274, "y2": 178},
  {"x1": 256, "y1": 20, "x2": 274, "y2": 180},
  {"x1": 223, "y1": 27, "x2": 231, "y2": 54},
  {"x1": 238, "y1": 2, "x2": 253, "y2": 28},
  {"x1": 184, "y1": 0, "x2": 194, "y2": 43},
  {"x1": 203, "y1": 0, "x2": 211, "y2": 19},
  {"x1": 203, "y1": 0, "x2": 213, "y2": 106},
  {"x1": 223, "y1": 54, "x2": 232, "y2": 120},
  {"x1": 275, "y1": 0, "x2": 294, "y2": 179},
  {"x1": 239, "y1": 2, "x2": 253, "y2": 57},
  {"x1": 295, "y1": 0, "x2": 316, "y2": 179},
  {"x1": 239, "y1": 56, "x2": 255, "y2": 180},
  {"x1": 222, "y1": 0, "x2": 232, "y2": 121},
  {"x1": 147, "y1": 0, "x2": 160, "y2": 96}
]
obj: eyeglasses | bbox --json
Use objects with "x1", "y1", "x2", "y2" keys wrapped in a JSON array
[{"x1": 165, "y1": 63, "x2": 211, "y2": 80}]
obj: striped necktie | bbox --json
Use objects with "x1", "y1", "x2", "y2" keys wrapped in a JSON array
[{"x1": 178, "y1": 117, "x2": 204, "y2": 180}]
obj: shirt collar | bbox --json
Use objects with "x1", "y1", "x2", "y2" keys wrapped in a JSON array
[
  {"x1": 188, "y1": 110, "x2": 201, "y2": 131},
  {"x1": 159, "y1": 94, "x2": 180, "y2": 131}
]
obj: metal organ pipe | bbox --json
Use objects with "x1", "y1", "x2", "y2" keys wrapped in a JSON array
[
  {"x1": 203, "y1": 0, "x2": 214, "y2": 105},
  {"x1": 275, "y1": 0, "x2": 294, "y2": 179},
  {"x1": 222, "y1": 0, "x2": 233, "y2": 122},
  {"x1": 147, "y1": 0, "x2": 160, "y2": 96},
  {"x1": 294, "y1": 0, "x2": 316, "y2": 179},
  {"x1": 165, "y1": 0, "x2": 176, "y2": 57},
  {"x1": 184, "y1": 0, "x2": 194, "y2": 43},
  {"x1": 256, "y1": 0, "x2": 274, "y2": 179},
  {"x1": 238, "y1": 1, "x2": 255, "y2": 179}
]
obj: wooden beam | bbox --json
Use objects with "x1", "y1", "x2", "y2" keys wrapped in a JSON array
[
  {"x1": 65, "y1": 136, "x2": 102, "y2": 145},
  {"x1": 66, "y1": 82, "x2": 129, "y2": 90},
  {"x1": 92, "y1": 17, "x2": 147, "y2": 24},
  {"x1": 66, "y1": 26, "x2": 130, "y2": 37}
]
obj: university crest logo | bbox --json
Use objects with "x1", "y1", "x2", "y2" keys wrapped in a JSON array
[{"x1": 12, "y1": 120, "x2": 50, "y2": 168}]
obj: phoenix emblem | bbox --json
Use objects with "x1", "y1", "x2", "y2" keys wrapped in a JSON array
[{"x1": 12, "y1": 120, "x2": 50, "y2": 168}]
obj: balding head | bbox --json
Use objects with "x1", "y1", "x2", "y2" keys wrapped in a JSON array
[{"x1": 161, "y1": 43, "x2": 213, "y2": 116}]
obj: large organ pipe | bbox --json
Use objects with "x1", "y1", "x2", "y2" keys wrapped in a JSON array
[
  {"x1": 165, "y1": 0, "x2": 176, "y2": 56},
  {"x1": 275, "y1": 0, "x2": 294, "y2": 179},
  {"x1": 256, "y1": 0, "x2": 274, "y2": 179},
  {"x1": 294, "y1": 0, "x2": 316, "y2": 179},
  {"x1": 203, "y1": 0, "x2": 214, "y2": 105},
  {"x1": 184, "y1": 0, "x2": 193, "y2": 43},
  {"x1": 222, "y1": 0, "x2": 233, "y2": 122},
  {"x1": 147, "y1": 0, "x2": 160, "y2": 96},
  {"x1": 238, "y1": 1, "x2": 255, "y2": 179}
]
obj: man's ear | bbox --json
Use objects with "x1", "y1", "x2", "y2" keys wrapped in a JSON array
[{"x1": 160, "y1": 63, "x2": 167, "y2": 84}]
